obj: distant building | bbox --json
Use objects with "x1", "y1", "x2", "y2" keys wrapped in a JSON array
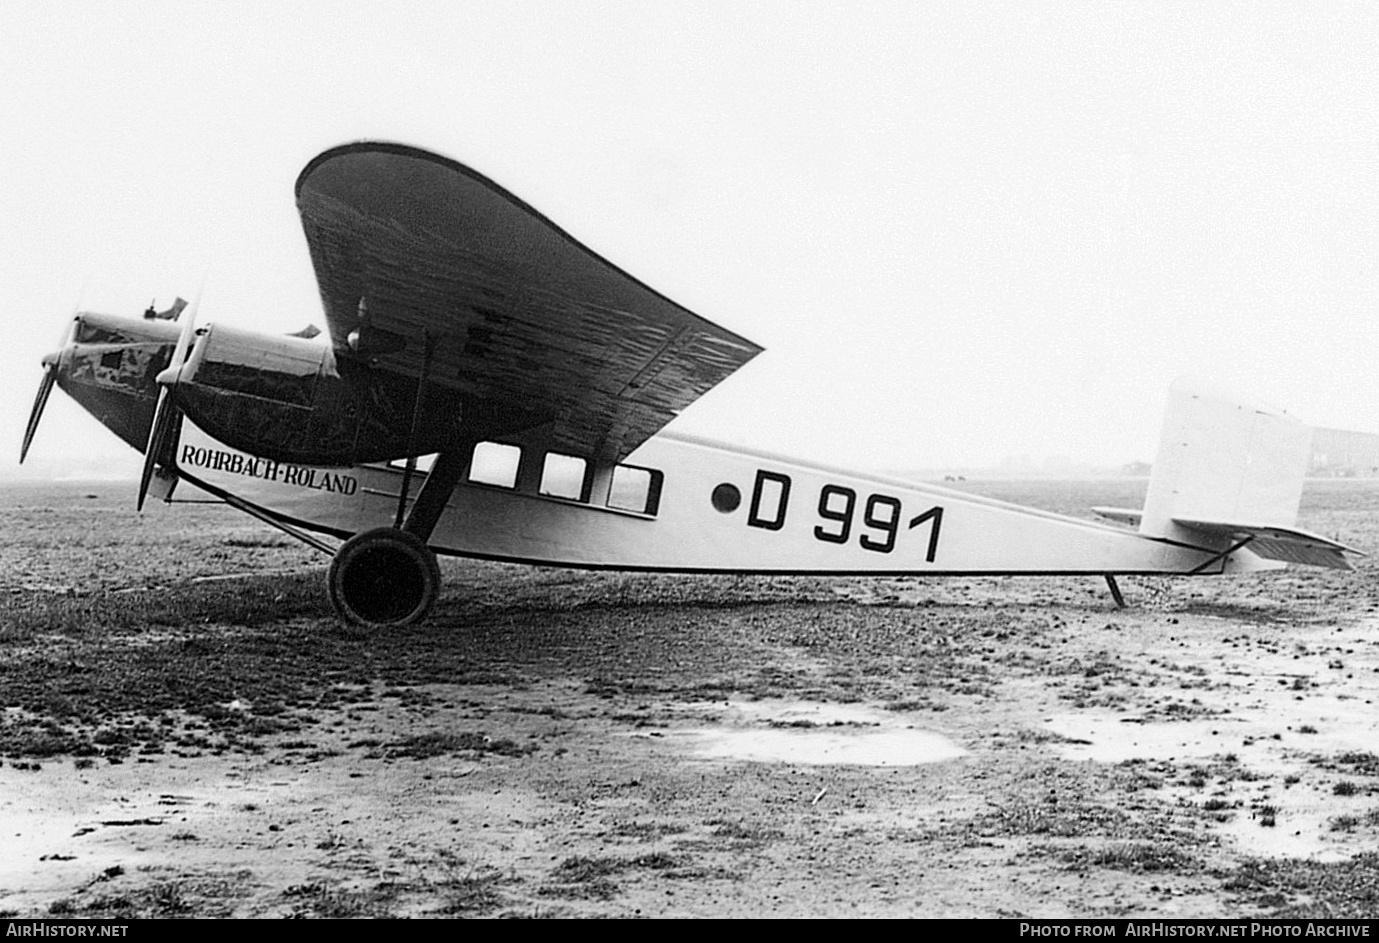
[{"x1": 1310, "y1": 427, "x2": 1379, "y2": 477}]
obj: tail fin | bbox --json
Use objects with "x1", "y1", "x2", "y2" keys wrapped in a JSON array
[
  {"x1": 1141, "y1": 377, "x2": 1310, "y2": 538},
  {"x1": 1095, "y1": 377, "x2": 1360, "y2": 570},
  {"x1": 1138, "y1": 377, "x2": 1357, "y2": 569}
]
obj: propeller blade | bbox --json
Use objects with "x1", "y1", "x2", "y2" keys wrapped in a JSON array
[
  {"x1": 137, "y1": 388, "x2": 177, "y2": 511},
  {"x1": 21, "y1": 312, "x2": 82, "y2": 466},
  {"x1": 19, "y1": 363, "x2": 57, "y2": 464},
  {"x1": 58, "y1": 311, "x2": 80, "y2": 348},
  {"x1": 168, "y1": 294, "x2": 199, "y2": 371},
  {"x1": 136, "y1": 296, "x2": 200, "y2": 511}
]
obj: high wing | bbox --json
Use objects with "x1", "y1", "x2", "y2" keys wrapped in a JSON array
[{"x1": 295, "y1": 142, "x2": 762, "y2": 464}]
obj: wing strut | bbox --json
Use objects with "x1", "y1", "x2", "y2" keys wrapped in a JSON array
[
  {"x1": 394, "y1": 331, "x2": 438, "y2": 529},
  {"x1": 1187, "y1": 536, "x2": 1255, "y2": 575},
  {"x1": 385, "y1": 329, "x2": 475, "y2": 543}
]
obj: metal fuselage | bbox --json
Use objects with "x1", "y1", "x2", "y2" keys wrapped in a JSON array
[
  {"x1": 45, "y1": 312, "x2": 1263, "y2": 579},
  {"x1": 176, "y1": 418, "x2": 1257, "y2": 576}
]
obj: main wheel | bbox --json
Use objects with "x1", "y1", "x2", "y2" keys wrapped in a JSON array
[{"x1": 328, "y1": 527, "x2": 441, "y2": 628}]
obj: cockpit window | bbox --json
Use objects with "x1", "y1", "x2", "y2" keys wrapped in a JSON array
[{"x1": 78, "y1": 324, "x2": 142, "y2": 346}]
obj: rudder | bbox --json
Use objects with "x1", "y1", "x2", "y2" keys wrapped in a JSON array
[{"x1": 1139, "y1": 376, "x2": 1312, "y2": 543}]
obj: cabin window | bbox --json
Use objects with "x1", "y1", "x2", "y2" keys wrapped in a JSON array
[
  {"x1": 608, "y1": 464, "x2": 663, "y2": 515},
  {"x1": 540, "y1": 453, "x2": 587, "y2": 500},
  {"x1": 387, "y1": 453, "x2": 437, "y2": 474},
  {"x1": 468, "y1": 442, "x2": 520, "y2": 488}
]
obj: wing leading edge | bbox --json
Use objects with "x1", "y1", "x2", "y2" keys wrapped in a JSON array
[{"x1": 295, "y1": 142, "x2": 761, "y2": 465}]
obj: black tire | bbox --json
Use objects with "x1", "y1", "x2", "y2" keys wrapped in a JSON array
[{"x1": 328, "y1": 527, "x2": 441, "y2": 628}]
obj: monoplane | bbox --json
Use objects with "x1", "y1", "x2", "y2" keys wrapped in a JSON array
[{"x1": 21, "y1": 142, "x2": 1360, "y2": 627}]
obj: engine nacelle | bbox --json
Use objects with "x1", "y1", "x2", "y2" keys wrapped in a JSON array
[
  {"x1": 171, "y1": 323, "x2": 469, "y2": 466},
  {"x1": 52, "y1": 312, "x2": 181, "y2": 452},
  {"x1": 44, "y1": 311, "x2": 539, "y2": 470}
]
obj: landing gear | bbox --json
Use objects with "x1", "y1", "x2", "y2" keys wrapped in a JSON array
[
  {"x1": 328, "y1": 445, "x2": 470, "y2": 629},
  {"x1": 328, "y1": 527, "x2": 440, "y2": 628}
]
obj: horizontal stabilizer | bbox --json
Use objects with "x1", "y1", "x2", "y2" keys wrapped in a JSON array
[
  {"x1": 1172, "y1": 518, "x2": 1362, "y2": 571},
  {"x1": 1092, "y1": 506, "x2": 1142, "y2": 527}
]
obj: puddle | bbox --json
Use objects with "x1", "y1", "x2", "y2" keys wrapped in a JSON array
[
  {"x1": 670, "y1": 700, "x2": 966, "y2": 766},
  {"x1": 1046, "y1": 714, "x2": 1300, "y2": 770},
  {"x1": 1038, "y1": 614, "x2": 1379, "y2": 859},
  {"x1": 0, "y1": 781, "x2": 139, "y2": 908},
  {"x1": 1046, "y1": 707, "x2": 1379, "y2": 860},
  {"x1": 1213, "y1": 798, "x2": 1353, "y2": 861}
]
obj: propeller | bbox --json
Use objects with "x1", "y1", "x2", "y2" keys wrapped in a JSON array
[
  {"x1": 20, "y1": 362, "x2": 57, "y2": 465},
  {"x1": 137, "y1": 297, "x2": 200, "y2": 510},
  {"x1": 20, "y1": 314, "x2": 81, "y2": 464}
]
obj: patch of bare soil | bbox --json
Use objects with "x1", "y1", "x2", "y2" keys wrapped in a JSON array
[{"x1": 1, "y1": 480, "x2": 1378, "y2": 918}]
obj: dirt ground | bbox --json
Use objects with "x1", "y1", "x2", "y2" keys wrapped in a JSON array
[{"x1": 1, "y1": 478, "x2": 1377, "y2": 918}]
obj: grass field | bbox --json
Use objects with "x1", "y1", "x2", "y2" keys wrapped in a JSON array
[{"x1": 1, "y1": 476, "x2": 1377, "y2": 917}]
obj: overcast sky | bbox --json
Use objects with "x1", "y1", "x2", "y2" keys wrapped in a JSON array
[{"x1": 4, "y1": 1, "x2": 1376, "y2": 480}]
